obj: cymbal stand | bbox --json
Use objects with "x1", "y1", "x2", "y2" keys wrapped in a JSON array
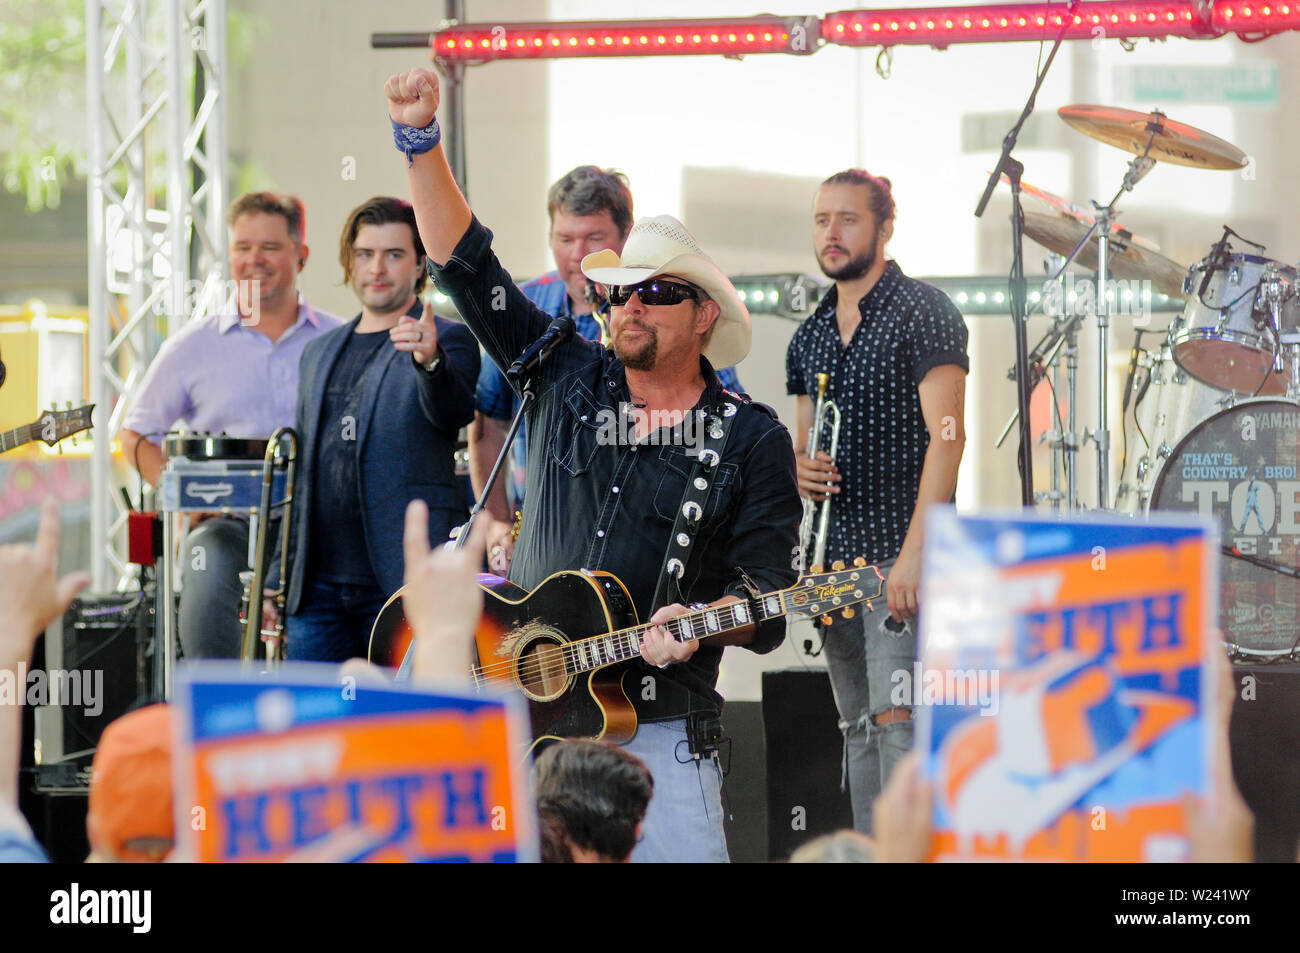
[{"x1": 1085, "y1": 119, "x2": 1160, "y2": 509}]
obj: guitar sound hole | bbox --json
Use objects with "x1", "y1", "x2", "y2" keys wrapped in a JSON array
[{"x1": 516, "y1": 637, "x2": 569, "y2": 702}]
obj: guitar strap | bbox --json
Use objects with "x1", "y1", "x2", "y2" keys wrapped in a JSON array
[{"x1": 650, "y1": 393, "x2": 742, "y2": 613}]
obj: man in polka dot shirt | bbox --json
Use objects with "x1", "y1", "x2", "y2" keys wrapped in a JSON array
[{"x1": 785, "y1": 169, "x2": 968, "y2": 835}]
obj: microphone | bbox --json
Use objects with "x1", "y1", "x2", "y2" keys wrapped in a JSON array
[{"x1": 506, "y1": 315, "x2": 575, "y2": 384}]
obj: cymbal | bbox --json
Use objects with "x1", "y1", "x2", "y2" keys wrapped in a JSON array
[
  {"x1": 1023, "y1": 211, "x2": 1187, "y2": 299},
  {"x1": 1058, "y1": 104, "x2": 1247, "y2": 171},
  {"x1": 1009, "y1": 175, "x2": 1163, "y2": 250},
  {"x1": 1004, "y1": 172, "x2": 1170, "y2": 253}
]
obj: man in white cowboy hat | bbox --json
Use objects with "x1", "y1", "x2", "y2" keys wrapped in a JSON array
[{"x1": 386, "y1": 66, "x2": 801, "y2": 863}]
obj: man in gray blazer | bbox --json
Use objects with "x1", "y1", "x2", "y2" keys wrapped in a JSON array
[{"x1": 285, "y1": 196, "x2": 479, "y2": 661}]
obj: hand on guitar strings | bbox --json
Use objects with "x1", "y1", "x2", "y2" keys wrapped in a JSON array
[
  {"x1": 640, "y1": 604, "x2": 701, "y2": 669},
  {"x1": 401, "y1": 500, "x2": 489, "y2": 683}
]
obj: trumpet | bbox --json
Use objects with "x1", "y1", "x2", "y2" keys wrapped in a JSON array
[
  {"x1": 798, "y1": 373, "x2": 841, "y2": 572},
  {"x1": 239, "y1": 427, "x2": 298, "y2": 665}
]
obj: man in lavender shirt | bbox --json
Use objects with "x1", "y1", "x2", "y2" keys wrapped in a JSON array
[{"x1": 119, "y1": 192, "x2": 341, "y2": 659}]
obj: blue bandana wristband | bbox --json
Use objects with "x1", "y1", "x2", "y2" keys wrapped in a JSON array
[{"x1": 392, "y1": 116, "x2": 441, "y2": 167}]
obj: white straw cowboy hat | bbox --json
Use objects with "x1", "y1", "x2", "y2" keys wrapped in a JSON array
[{"x1": 581, "y1": 215, "x2": 751, "y2": 369}]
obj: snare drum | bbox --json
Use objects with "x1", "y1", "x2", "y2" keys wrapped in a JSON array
[
  {"x1": 1170, "y1": 254, "x2": 1300, "y2": 395},
  {"x1": 1151, "y1": 399, "x2": 1300, "y2": 658},
  {"x1": 1117, "y1": 346, "x2": 1230, "y2": 514}
]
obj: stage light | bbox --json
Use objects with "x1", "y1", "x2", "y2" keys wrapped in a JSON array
[
  {"x1": 821, "y1": 1, "x2": 1300, "y2": 46},
  {"x1": 428, "y1": 17, "x2": 816, "y2": 61}
]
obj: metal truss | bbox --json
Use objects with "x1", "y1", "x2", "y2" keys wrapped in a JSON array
[{"x1": 85, "y1": 0, "x2": 227, "y2": 589}]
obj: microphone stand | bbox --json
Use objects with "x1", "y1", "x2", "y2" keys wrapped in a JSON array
[
  {"x1": 394, "y1": 362, "x2": 540, "y2": 681},
  {"x1": 975, "y1": 9, "x2": 1073, "y2": 507}
]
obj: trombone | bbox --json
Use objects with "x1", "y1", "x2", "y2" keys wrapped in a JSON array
[
  {"x1": 798, "y1": 373, "x2": 841, "y2": 572},
  {"x1": 239, "y1": 427, "x2": 298, "y2": 665}
]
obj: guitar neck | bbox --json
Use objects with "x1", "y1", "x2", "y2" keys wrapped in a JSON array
[
  {"x1": 559, "y1": 589, "x2": 796, "y2": 678},
  {"x1": 0, "y1": 424, "x2": 35, "y2": 453}
]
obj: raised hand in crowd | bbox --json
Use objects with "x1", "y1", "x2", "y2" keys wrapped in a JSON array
[
  {"x1": 401, "y1": 500, "x2": 488, "y2": 682},
  {"x1": 871, "y1": 750, "x2": 933, "y2": 863},
  {"x1": 1, "y1": 499, "x2": 90, "y2": 665},
  {"x1": 1185, "y1": 647, "x2": 1254, "y2": 863}
]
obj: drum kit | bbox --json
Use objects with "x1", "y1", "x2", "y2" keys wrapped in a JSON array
[{"x1": 1012, "y1": 104, "x2": 1300, "y2": 662}]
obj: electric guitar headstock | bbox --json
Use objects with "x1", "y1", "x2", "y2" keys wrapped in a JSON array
[
  {"x1": 34, "y1": 403, "x2": 95, "y2": 447},
  {"x1": 785, "y1": 558, "x2": 885, "y2": 625}
]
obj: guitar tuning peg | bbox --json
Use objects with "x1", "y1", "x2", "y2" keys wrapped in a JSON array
[
  {"x1": 819, "y1": 614, "x2": 833, "y2": 627},
  {"x1": 841, "y1": 607, "x2": 855, "y2": 619},
  {"x1": 809, "y1": 564, "x2": 823, "y2": 575},
  {"x1": 831, "y1": 560, "x2": 845, "y2": 571},
  {"x1": 853, "y1": 557, "x2": 867, "y2": 567}
]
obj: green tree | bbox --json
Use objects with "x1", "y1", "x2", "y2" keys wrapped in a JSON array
[{"x1": 0, "y1": 0, "x2": 85, "y2": 211}]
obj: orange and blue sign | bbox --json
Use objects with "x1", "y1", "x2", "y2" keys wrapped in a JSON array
[
  {"x1": 173, "y1": 663, "x2": 536, "y2": 863},
  {"x1": 918, "y1": 508, "x2": 1217, "y2": 862}
]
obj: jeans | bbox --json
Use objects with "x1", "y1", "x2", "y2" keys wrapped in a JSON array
[
  {"x1": 820, "y1": 581, "x2": 917, "y2": 835},
  {"x1": 178, "y1": 517, "x2": 250, "y2": 660},
  {"x1": 286, "y1": 578, "x2": 389, "y2": 663},
  {"x1": 623, "y1": 720, "x2": 730, "y2": 863}
]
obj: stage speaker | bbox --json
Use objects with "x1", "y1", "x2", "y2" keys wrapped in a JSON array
[
  {"x1": 34, "y1": 591, "x2": 155, "y2": 766},
  {"x1": 762, "y1": 668, "x2": 853, "y2": 860},
  {"x1": 1230, "y1": 663, "x2": 1300, "y2": 862}
]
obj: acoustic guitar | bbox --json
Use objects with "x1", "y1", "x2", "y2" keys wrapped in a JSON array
[{"x1": 369, "y1": 559, "x2": 884, "y2": 747}]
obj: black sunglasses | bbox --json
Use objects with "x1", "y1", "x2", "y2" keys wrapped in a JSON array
[{"x1": 606, "y1": 279, "x2": 700, "y2": 307}]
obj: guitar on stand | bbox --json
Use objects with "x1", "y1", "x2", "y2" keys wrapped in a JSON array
[{"x1": 370, "y1": 560, "x2": 884, "y2": 751}]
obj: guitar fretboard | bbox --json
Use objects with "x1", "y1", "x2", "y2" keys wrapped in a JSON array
[
  {"x1": 0, "y1": 424, "x2": 35, "y2": 453},
  {"x1": 556, "y1": 590, "x2": 795, "y2": 676}
]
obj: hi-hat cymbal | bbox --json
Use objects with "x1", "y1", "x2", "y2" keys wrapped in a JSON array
[
  {"x1": 1058, "y1": 104, "x2": 1247, "y2": 171},
  {"x1": 1023, "y1": 211, "x2": 1187, "y2": 299}
]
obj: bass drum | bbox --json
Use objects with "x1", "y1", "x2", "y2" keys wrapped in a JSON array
[
  {"x1": 1151, "y1": 399, "x2": 1300, "y2": 658},
  {"x1": 1117, "y1": 347, "x2": 1230, "y2": 514}
]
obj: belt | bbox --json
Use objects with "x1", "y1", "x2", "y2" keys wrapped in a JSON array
[{"x1": 873, "y1": 707, "x2": 913, "y2": 726}]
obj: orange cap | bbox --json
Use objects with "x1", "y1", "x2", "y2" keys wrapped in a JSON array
[{"x1": 87, "y1": 704, "x2": 174, "y2": 862}]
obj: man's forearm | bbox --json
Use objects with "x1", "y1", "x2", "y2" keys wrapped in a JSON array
[
  {"x1": 899, "y1": 437, "x2": 964, "y2": 557},
  {"x1": 406, "y1": 145, "x2": 472, "y2": 267},
  {"x1": 119, "y1": 429, "x2": 165, "y2": 486}
]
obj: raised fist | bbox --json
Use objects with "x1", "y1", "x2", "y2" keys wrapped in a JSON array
[{"x1": 385, "y1": 67, "x2": 440, "y2": 128}]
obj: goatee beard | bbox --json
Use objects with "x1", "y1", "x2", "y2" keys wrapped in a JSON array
[
  {"x1": 818, "y1": 236, "x2": 878, "y2": 282},
  {"x1": 615, "y1": 329, "x2": 657, "y2": 371}
]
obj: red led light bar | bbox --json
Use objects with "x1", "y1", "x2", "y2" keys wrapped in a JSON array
[
  {"x1": 431, "y1": 17, "x2": 817, "y2": 62},
  {"x1": 823, "y1": 1, "x2": 1300, "y2": 47}
]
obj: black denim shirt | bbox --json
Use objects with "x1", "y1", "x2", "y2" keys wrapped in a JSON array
[{"x1": 430, "y1": 218, "x2": 802, "y2": 719}]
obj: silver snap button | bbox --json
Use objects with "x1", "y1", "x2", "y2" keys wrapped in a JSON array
[
  {"x1": 676, "y1": 532, "x2": 691, "y2": 547},
  {"x1": 694, "y1": 477, "x2": 708, "y2": 491},
  {"x1": 612, "y1": 486, "x2": 620, "y2": 493},
  {"x1": 596, "y1": 530, "x2": 605, "y2": 538}
]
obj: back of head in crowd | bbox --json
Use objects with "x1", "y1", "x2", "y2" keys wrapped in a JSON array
[
  {"x1": 86, "y1": 704, "x2": 175, "y2": 863},
  {"x1": 533, "y1": 740, "x2": 653, "y2": 863},
  {"x1": 789, "y1": 829, "x2": 876, "y2": 863}
]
